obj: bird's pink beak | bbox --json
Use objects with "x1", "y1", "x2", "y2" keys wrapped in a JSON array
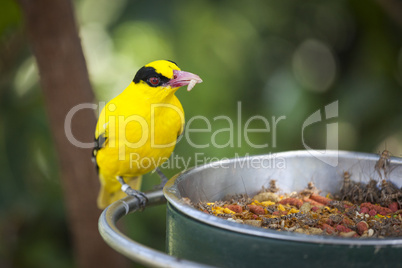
[{"x1": 169, "y1": 70, "x2": 203, "y2": 91}]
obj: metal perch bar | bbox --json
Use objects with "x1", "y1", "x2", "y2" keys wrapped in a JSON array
[{"x1": 98, "y1": 190, "x2": 211, "y2": 268}]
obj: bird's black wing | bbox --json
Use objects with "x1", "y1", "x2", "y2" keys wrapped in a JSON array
[{"x1": 92, "y1": 132, "x2": 107, "y2": 173}]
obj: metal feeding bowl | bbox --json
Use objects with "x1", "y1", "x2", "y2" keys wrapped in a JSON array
[{"x1": 99, "y1": 150, "x2": 402, "y2": 268}]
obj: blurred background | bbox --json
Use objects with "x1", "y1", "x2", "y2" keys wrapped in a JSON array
[{"x1": 1, "y1": 0, "x2": 402, "y2": 267}]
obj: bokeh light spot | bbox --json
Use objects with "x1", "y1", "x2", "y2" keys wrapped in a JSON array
[{"x1": 292, "y1": 39, "x2": 337, "y2": 93}]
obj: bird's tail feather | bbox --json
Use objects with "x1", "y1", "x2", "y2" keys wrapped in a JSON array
[{"x1": 97, "y1": 173, "x2": 142, "y2": 209}]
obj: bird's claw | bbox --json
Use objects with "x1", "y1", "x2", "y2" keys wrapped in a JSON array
[{"x1": 124, "y1": 187, "x2": 148, "y2": 210}]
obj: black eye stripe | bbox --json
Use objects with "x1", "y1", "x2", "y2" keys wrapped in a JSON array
[{"x1": 133, "y1": 66, "x2": 170, "y2": 87}]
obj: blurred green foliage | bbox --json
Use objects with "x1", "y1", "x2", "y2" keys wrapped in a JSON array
[{"x1": 1, "y1": 0, "x2": 402, "y2": 267}]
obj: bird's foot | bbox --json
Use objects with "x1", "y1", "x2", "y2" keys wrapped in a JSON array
[
  {"x1": 123, "y1": 185, "x2": 148, "y2": 209},
  {"x1": 153, "y1": 167, "x2": 169, "y2": 190},
  {"x1": 118, "y1": 177, "x2": 148, "y2": 210}
]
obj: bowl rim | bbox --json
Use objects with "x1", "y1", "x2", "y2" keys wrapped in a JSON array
[{"x1": 164, "y1": 150, "x2": 402, "y2": 246}]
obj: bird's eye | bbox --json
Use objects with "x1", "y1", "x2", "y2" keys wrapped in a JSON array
[{"x1": 149, "y1": 77, "x2": 160, "y2": 86}]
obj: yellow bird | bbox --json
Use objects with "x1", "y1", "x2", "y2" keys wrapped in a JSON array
[{"x1": 92, "y1": 60, "x2": 202, "y2": 209}]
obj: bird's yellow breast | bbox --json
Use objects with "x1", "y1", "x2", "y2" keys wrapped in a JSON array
[{"x1": 95, "y1": 82, "x2": 184, "y2": 177}]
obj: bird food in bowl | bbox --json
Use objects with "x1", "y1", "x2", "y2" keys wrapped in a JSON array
[
  {"x1": 190, "y1": 175, "x2": 402, "y2": 238},
  {"x1": 163, "y1": 150, "x2": 402, "y2": 268}
]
